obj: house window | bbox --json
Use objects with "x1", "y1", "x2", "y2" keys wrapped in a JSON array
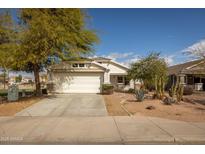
[
  {"x1": 187, "y1": 75, "x2": 193, "y2": 84},
  {"x1": 117, "y1": 76, "x2": 123, "y2": 83},
  {"x1": 79, "y1": 63, "x2": 85, "y2": 67},
  {"x1": 184, "y1": 76, "x2": 187, "y2": 84},
  {"x1": 72, "y1": 63, "x2": 78, "y2": 67},
  {"x1": 124, "y1": 77, "x2": 129, "y2": 85}
]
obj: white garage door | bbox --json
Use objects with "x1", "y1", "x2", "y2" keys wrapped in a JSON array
[{"x1": 53, "y1": 72, "x2": 103, "y2": 93}]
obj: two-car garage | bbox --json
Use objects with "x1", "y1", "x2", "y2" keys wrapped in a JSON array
[{"x1": 52, "y1": 72, "x2": 103, "y2": 93}]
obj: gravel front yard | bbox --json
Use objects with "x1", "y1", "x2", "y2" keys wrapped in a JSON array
[
  {"x1": 103, "y1": 92, "x2": 205, "y2": 122},
  {"x1": 103, "y1": 93, "x2": 129, "y2": 116}
]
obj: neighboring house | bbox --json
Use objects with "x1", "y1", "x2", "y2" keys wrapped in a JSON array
[
  {"x1": 47, "y1": 57, "x2": 135, "y2": 93},
  {"x1": 21, "y1": 74, "x2": 46, "y2": 84},
  {"x1": 7, "y1": 76, "x2": 34, "y2": 85},
  {"x1": 21, "y1": 77, "x2": 34, "y2": 84},
  {"x1": 40, "y1": 74, "x2": 48, "y2": 83},
  {"x1": 8, "y1": 76, "x2": 16, "y2": 84},
  {"x1": 168, "y1": 59, "x2": 205, "y2": 91}
]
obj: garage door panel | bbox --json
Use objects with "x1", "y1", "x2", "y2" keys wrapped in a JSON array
[{"x1": 53, "y1": 73, "x2": 102, "y2": 93}]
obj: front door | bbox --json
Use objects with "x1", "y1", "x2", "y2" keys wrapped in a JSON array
[{"x1": 201, "y1": 78, "x2": 205, "y2": 91}]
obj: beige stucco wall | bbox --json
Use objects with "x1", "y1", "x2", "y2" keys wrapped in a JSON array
[
  {"x1": 100, "y1": 61, "x2": 128, "y2": 84},
  {"x1": 100, "y1": 62, "x2": 127, "y2": 75}
]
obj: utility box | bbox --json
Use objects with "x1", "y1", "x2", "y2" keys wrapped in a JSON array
[
  {"x1": 8, "y1": 84, "x2": 19, "y2": 101},
  {"x1": 194, "y1": 83, "x2": 203, "y2": 91}
]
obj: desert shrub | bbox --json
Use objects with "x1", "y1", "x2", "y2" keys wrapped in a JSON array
[
  {"x1": 135, "y1": 89, "x2": 144, "y2": 102},
  {"x1": 102, "y1": 84, "x2": 114, "y2": 94},
  {"x1": 183, "y1": 86, "x2": 193, "y2": 95}
]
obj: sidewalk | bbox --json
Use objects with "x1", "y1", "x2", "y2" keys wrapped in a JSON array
[{"x1": 0, "y1": 116, "x2": 205, "y2": 144}]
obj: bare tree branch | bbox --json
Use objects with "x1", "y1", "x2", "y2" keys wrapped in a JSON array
[{"x1": 183, "y1": 40, "x2": 205, "y2": 59}]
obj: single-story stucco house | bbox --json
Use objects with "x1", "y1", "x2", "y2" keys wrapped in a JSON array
[
  {"x1": 47, "y1": 57, "x2": 136, "y2": 93},
  {"x1": 168, "y1": 59, "x2": 205, "y2": 91}
]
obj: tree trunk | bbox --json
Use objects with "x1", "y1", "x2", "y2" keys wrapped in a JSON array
[
  {"x1": 161, "y1": 77, "x2": 165, "y2": 96},
  {"x1": 134, "y1": 79, "x2": 136, "y2": 92},
  {"x1": 154, "y1": 76, "x2": 158, "y2": 97},
  {"x1": 3, "y1": 69, "x2": 6, "y2": 89},
  {"x1": 33, "y1": 64, "x2": 41, "y2": 96}
]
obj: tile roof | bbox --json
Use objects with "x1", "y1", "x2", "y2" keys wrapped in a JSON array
[{"x1": 168, "y1": 59, "x2": 205, "y2": 75}]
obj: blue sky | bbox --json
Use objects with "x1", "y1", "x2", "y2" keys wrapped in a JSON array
[
  {"x1": 1, "y1": 8, "x2": 205, "y2": 77},
  {"x1": 87, "y1": 8, "x2": 205, "y2": 65},
  {"x1": 4, "y1": 8, "x2": 205, "y2": 65}
]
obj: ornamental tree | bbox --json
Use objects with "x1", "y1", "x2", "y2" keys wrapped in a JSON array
[
  {"x1": 128, "y1": 52, "x2": 168, "y2": 99},
  {"x1": 0, "y1": 11, "x2": 17, "y2": 89},
  {"x1": 15, "y1": 9, "x2": 99, "y2": 95}
]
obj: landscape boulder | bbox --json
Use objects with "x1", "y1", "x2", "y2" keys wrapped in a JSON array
[
  {"x1": 135, "y1": 89, "x2": 145, "y2": 102},
  {"x1": 162, "y1": 96, "x2": 176, "y2": 105},
  {"x1": 146, "y1": 105, "x2": 156, "y2": 110}
]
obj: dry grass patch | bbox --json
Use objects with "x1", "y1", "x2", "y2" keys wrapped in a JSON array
[{"x1": 0, "y1": 96, "x2": 43, "y2": 116}]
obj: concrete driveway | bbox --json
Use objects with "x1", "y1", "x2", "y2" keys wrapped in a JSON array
[{"x1": 15, "y1": 94, "x2": 108, "y2": 117}]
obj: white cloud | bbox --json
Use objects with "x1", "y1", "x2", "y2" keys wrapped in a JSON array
[
  {"x1": 103, "y1": 52, "x2": 134, "y2": 60},
  {"x1": 121, "y1": 56, "x2": 140, "y2": 67},
  {"x1": 162, "y1": 55, "x2": 175, "y2": 66},
  {"x1": 122, "y1": 54, "x2": 176, "y2": 67},
  {"x1": 99, "y1": 52, "x2": 141, "y2": 67},
  {"x1": 98, "y1": 52, "x2": 186, "y2": 67},
  {"x1": 183, "y1": 39, "x2": 205, "y2": 58}
]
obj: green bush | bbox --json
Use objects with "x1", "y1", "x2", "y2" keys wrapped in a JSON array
[
  {"x1": 102, "y1": 84, "x2": 114, "y2": 94},
  {"x1": 0, "y1": 92, "x2": 7, "y2": 97},
  {"x1": 0, "y1": 89, "x2": 35, "y2": 98},
  {"x1": 128, "y1": 88, "x2": 135, "y2": 93},
  {"x1": 0, "y1": 89, "x2": 7, "y2": 97},
  {"x1": 102, "y1": 84, "x2": 114, "y2": 90}
]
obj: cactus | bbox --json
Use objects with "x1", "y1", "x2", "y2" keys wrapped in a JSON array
[
  {"x1": 176, "y1": 84, "x2": 184, "y2": 102},
  {"x1": 135, "y1": 89, "x2": 144, "y2": 102},
  {"x1": 161, "y1": 77, "x2": 165, "y2": 96},
  {"x1": 169, "y1": 77, "x2": 179, "y2": 97},
  {"x1": 169, "y1": 77, "x2": 184, "y2": 103},
  {"x1": 154, "y1": 76, "x2": 166, "y2": 99}
]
